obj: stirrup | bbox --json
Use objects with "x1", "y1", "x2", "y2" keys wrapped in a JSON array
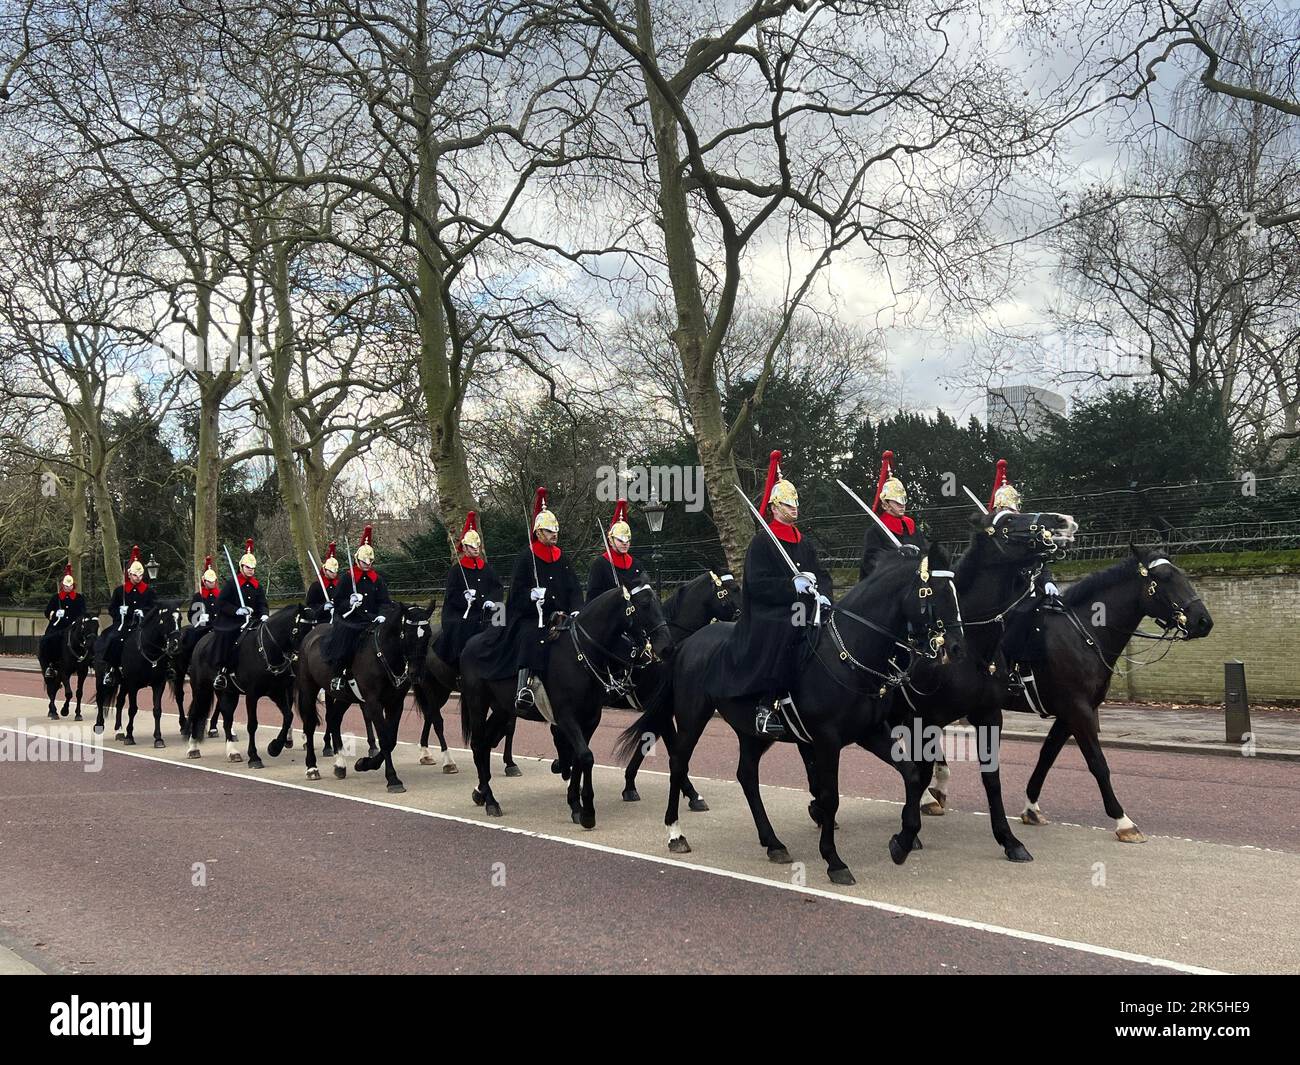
[
  {"x1": 43, "y1": 666, "x2": 58, "y2": 679},
  {"x1": 213, "y1": 670, "x2": 228, "y2": 691},
  {"x1": 755, "y1": 703, "x2": 786, "y2": 738},
  {"x1": 329, "y1": 674, "x2": 345, "y2": 693},
  {"x1": 515, "y1": 685, "x2": 535, "y2": 710}
]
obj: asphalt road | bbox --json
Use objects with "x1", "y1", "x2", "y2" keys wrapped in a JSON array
[{"x1": 0, "y1": 674, "x2": 1295, "y2": 974}]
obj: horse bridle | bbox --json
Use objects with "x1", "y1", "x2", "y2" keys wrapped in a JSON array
[
  {"x1": 571, "y1": 586, "x2": 669, "y2": 696},
  {"x1": 1137, "y1": 558, "x2": 1201, "y2": 640},
  {"x1": 986, "y1": 511, "x2": 1070, "y2": 562},
  {"x1": 135, "y1": 608, "x2": 179, "y2": 669},
  {"x1": 68, "y1": 617, "x2": 96, "y2": 663}
]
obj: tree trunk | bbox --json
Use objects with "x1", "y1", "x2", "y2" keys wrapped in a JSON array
[
  {"x1": 65, "y1": 430, "x2": 89, "y2": 587},
  {"x1": 88, "y1": 435, "x2": 122, "y2": 583},
  {"x1": 634, "y1": 0, "x2": 752, "y2": 574}
]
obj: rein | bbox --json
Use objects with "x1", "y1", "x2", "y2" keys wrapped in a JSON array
[{"x1": 133, "y1": 610, "x2": 175, "y2": 670}]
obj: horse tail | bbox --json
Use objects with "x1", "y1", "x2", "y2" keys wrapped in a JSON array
[{"x1": 614, "y1": 698, "x2": 673, "y2": 765}]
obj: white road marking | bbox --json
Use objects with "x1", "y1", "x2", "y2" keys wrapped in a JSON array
[{"x1": 0, "y1": 718, "x2": 1223, "y2": 975}]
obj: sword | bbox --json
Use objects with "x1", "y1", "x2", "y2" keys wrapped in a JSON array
[
  {"x1": 597, "y1": 518, "x2": 627, "y2": 599},
  {"x1": 525, "y1": 508, "x2": 544, "y2": 627},
  {"x1": 734, "y1": 486, "x2": 821, "y2": 627},
  {"x1": 222, "y1": 544, "x2": 247, "y2": 621},
  {"x1": 835, "y1": 479, "x2": 902, "y2": 549},
  {"x1": 342, "y1": 536, "x2": 361, "y2": 618},
  {"x1": 962, "y1": 485, "x2": 990, "y2": 516},
  {"x1": 307, "y1": 549, "x2": 333, "y2": 622}
]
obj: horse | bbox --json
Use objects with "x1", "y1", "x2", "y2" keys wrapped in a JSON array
[
  {"x1": 93, "y1": 602, "x2": 183, "y2": 748},
  {"x1": 617, "y1": 568, "x2": 741, "y2": 806},
  {"x1": 620, "y1": 543, "x2": 963, "y2": 885},
  {"x1": 293, "y1": 604, "x2": 431, "y2": 791},
  {"x1": 186, "y1": 605, "x2": 323, "y2": 766},
  {"x1": 41, "y1": 616, "x2": 99, "y2": 721},
  {"x1": 799, "y1": 508, "x2": 1078, "y2": 863},
  {"x1": 458, "y1": 582, "x2": 675, "y2": 828},
  {"x1": 1016, "y1": 545, "x2": 1213, "y2": 842}
]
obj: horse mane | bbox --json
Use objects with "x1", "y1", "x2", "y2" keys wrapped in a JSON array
[
  {"x1": 839, "y1": 551, "x2": 917, "y2": 613},
  {"x1": 1063, "y1": 556, "x2": 1142, "y2": 607}
]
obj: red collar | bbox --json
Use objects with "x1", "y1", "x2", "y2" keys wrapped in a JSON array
[
  {"x1": 321, "y1": 574, "x2": 339, "y2": 587},
  {"x1": 124, "y1": 581, "x2": 148, "y2": 594},
  {"x1": 200, "y1": 586, "x2": 219, "y2": 600},
  {"x1": 531, "y1": 541, "x2": 561, "y2": 563},
  {"x1": 58, "y1": 589, "x2": 78, "y2": 601},
  {"x1": 881, "y1": 513, "x2": 914, "y2": 535},
  {"x1": 601, "y1": 549, "x2": 633, "y2": 570},
  {"x1": 769, "y1": 520, "x2": 801, "y2": 544},
  {"x1": 351, "y1": 565, "x2": 377, "y2": 583},
  {"x1": 238, "y1": 575, "x2": 259, "y2": 589},
  {"x1": 459, "y1": 556, "x2": 485, "y2": 570}
]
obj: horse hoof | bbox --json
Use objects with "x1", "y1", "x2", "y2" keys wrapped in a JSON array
[
  {"x1": 504, "y1": 764, "x2": 521, "y2": 778},
  {"x1": 828, "y1": 867, "x2": 856, "y2": 886},
  {"x1": 187, "y1": 749, "x2": 201, "y2": 760},
  {"x1": 208, "y1": 728, "x2": 218, "y2": 738},
  {"x1": 93, "y1": 723, "x2": 104, "y2": 735},
  {"x1": 61, "y1": 708, "x2": 69, "y2": 718},
  {"x1": 442, "y1": 763, "x2": 459, "y2": 774},
  {"x1": 267, "y1": 739, "x2": 283, "y2": 758},
  {"x1": 911, "y1": 837, "x2": 923, "y2": 851},
  {"x1": 114, "y1": 731, "x2": 125, "y2": 741},
  {"x1": 622, "y1": 788, "x2": 640, "y2": 802},
  {"x1": 419, "y1": 754, "x2": 437, "y2": 766},
  {"x1": 354, "y1": 758, "x2": 371, "y2": 772},
  {"x1": 47, "y1": 711, "x2": 58, "y2": 720},
  {"x1": 248, "y1": 757, "x2": 264, "y2": 770},
  {"x1": 921, "y1": 802, "x2": 945, "y2": 816},
  {"x1": 471, "y1": 789, "x2": 485, "y2": 806},
  {"x1": 387, "y1": 784, "x2": 406, "y2": 794},
  {"x1": 322, "y1": 744, "x2": 334, "y2": 757},
  {"x1": 580, "y1": 811, "x2": 596, "y2": 830},
  {"x1": 550, "y1": 759, "x2": 562, "y2": 774},
  {"x1": 1020, "y1": 807, "x2": 1048, "y2": 826},
  {"x1": 1116, "y1": 826, "x2": 1146, "y2": 844},
  {"x1": 306, "y1": 767, "x2": 321, "y2": 781},
  {"x1": 74, "y1": 714, "x2": 83, "y2": 722},
  {"x1": 669, "y1": 837, "x2": 691, "y2": 854},
  {"x1": 571, "y1": 808, "x2": 582, "y2": 825},
  {"x1": 153, "y1": 739, "x2": 165, "y2": 749},
  {"x1": 227, "y1": 752, "x2": 242, "y2": 763},
  {"x1": 486, "y1": 802, "x2": 503, "y2": 817},
  {"x1": 333, "y1": 766, "x2": 346, "y2": 779},
  {"x1": 889, "y1": 835, "x2": 911, "y2": 865},
  {"x1": 1006, "y1": 843, "x2": 1033, "y2": 862},
  {"x1": 767, "y1": 846, "x2": 792, "y2": 864},
  {"x1": 283, "y1": 736, "x2": 293, "y2": 749},
  {"x1": 123, "y1": 736, "x2": 136, "y2": 746},
  {"x1": 688, "y1": 797, "x2": 710, "y2": 813}
]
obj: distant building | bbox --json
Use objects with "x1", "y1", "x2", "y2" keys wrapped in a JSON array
[{"x1": 986, "y1": 385, "x2": 1067, "y2": 435}]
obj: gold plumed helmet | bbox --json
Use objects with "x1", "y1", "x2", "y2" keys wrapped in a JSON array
[
  {"x1": 201, "y1": 555, "x2": 218, "y2": 584},
  {"x1": 61, "y1": 562, "x2": 75, "y2": 589},
  {"x1": 322, "y1": 541, "x2": 339, "y2": 574},
  {"x1": 879, "y1": 477, "x2": 907, "y2": 505},
  {"x1": 126, "y1": 544, "x2": 144, "y2": 580},
  {"x1": 759, "y1": 450, "x2": 798, "y2": 515},
  {"x1": 356, "y1": 525, "x2": 375, "y2": 565},
  {"x1": 531, "y1": 487, "x2": 559, "y2": 535},
  {"x1": 239, "y1": 538, "x2": 257, "y2": 568},
  {"x1": 608, "y1": 499, "x2": 631, "y2": 545},
  {"x1": 988, "y1": 459, "x2": 1021, "y2": 512}
]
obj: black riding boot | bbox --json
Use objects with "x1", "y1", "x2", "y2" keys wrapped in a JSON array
[{"x1": 515, "y1": 668, "x2": 535, "y2": 712}]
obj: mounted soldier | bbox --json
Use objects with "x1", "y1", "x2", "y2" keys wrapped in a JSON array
[
  {"x1": 988, "y1": 459, "x2": 1062, "y2": 716},
  {"x1": 175, "y1": 555, "x2": 220, "y2": 677},
  {"x1": 40, "y1": 563, "x2": 86, "y2": 679},
  {"x1": 323, "y1": 525, "x2": 392, "y2": 693},
  {"x1": 213, "y1": 539, "x2": 269, "y2": 692},
  {"x1": 860, "y1": 449, "x2": 928, "y2": 579},
  {"x1": 306, "y1": 541, "x2": 341, "y2": 614},
  {"x1": 710, "y1": 450, "x2": 832, "y2": 738},
  {"x1": 586, "y1": 498, "x2": 645, "y2": 601},
  {"x1": 432, "y1": 510, "x2": 503, "y2": 665},
  {"x1": 96, "y1": 545, "x2": 157, "y2": 687}
]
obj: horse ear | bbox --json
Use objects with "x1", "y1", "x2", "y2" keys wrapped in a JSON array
[{"x1": 968, "y1": 511, "x2": 989, "y2": 531}]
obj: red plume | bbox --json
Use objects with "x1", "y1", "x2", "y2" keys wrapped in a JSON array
[
  {"x1": 871, "y1": 451, "x2": 894, "y2": 512},
  {"x1": 63, "y1": 562, "x2": 74, "y2": 579},
  {"x1": 359, "y1": 524, "x2": 373, "y2": 548},
  {"x1": 757, "y1": 450, "x2": 782, "y2": 516},
  {"x1": 457, "y1": 510, "x2": 483, "y2": 556},
  {"x1": 530, "y1": 487, "x2": 548, "y2": 542},
  {"x1": 244, "y1": 537, "x2": 254, "y2": 555},
  {"x1": 610, "y1": 499, "x2": 628, "y2": 529},
  {"x1": 324, "y1": 541, "x2": 336, "y2": 561},
  {"x1": 128, "y1": 544, "x2": 140, "y2": 565},
  {"x1": 988, "y1": 458, "x2": 1008, "y2": 511},
  {"x1": 203, "y1": 555, "x2": 213, "y2": 572}
]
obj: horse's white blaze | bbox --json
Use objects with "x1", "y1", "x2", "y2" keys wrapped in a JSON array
[
  {"x1": 1116, "y1": 814, "x2": 1136, "y2": 832},
  {"x1": 668, "y1": 821, "x2": 682, "y2": 843}
]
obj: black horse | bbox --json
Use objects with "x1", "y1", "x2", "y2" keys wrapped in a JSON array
[
  {"x1": 1016, "y1": 546, "x2": 1213, "y2": 842},
  {"x1": 459, "y1": 584, "x2": 675, "y2": 828},
  {"x1": 294, "y1": 604, "x2": 431, "y2": 791},
  {"x1": 93, "y1": 602, "x2": 183, "y2": 748},
  {"x1": 41, "y1": 616, "x2": 99, "y2": 721},
  {"x1": 803, "y1": 508, "x2": 1078, "y2": 862},
  {"x1": 621, "y1": 543, "x2": 963, "y2": 885},
  {"x1": 187, "y1": 606, "x2": 323, "y2": 767},
  {"x1": 617, "y1": 568, "x2": 740, "y2": 806}
]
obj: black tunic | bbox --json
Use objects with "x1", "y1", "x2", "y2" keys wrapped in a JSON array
[
  {"x1": 96, "y1": 583, "x2": 157, "y2": 664},
  {"x1": 710, "y1": 524, "x2": 832, "y2": 699},
  {"x1": 212, "y1": 576, "x2": 269, "y2": 663},
  {"x1": 181, "y1": 587, "x2": 220, "y2": 656},
  {"x1": 585, "y1": 552, "x2": 646, "y2": 603},
  {"x1": 463, "y1": 544, "x2": 583, "y2": 680},
  {"x1": 860, "y1": 512, "x2": 928, "y2": 580},
  {"x1": 306, "y1": 576, "x2": 341, "y2": 612},
  {"x1": 322, "y1": 567, "x2": 392, "y2": 666},
  {"x1": 433, "y1": 558, "x2": 504, "y2": 664},
  {"x1": 40, "y1": 592, "x2": 86, "y2": 662}
]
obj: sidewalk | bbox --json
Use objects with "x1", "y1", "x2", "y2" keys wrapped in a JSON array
[{"x1": 5, "y1": 654, "x2": 1295, "y2": 760}]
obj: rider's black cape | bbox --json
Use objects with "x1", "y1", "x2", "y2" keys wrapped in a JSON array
[
  {"x1": 40, "y1": 592, "x2": 86, "y2": 662},
  {"x1": 95, "y1": 582, "x2": 157, "y2": 665},
  {"x1": 585, "y1": 552, "x2": 646, "y2": 603},
  {"x1": 322, "y1": 567, "x2": 391, "y2": 666},
  {"x1": 462, "y1": 543, "x2": 582, "y2": 680},
  {"x1": 212, "y1": 576, "x2": 268, "y2": 664},
  {"x1": 709, "y1": 523, "x2": 832, "y2": 700},
  {"x1": 433, "y1": 557, "x2": 504, "y2": 664}
]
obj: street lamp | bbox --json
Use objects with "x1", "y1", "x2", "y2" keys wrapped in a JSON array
[
  {"x1": 642, "y1": 490, "x2": 667, "y2": 594},
  {"x1": 145, "y1": 553, "x2": 160, "y2": 582}
]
